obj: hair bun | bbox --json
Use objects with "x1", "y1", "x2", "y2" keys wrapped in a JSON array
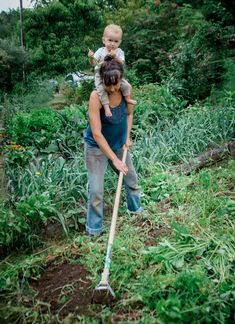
[{"x1": 104, "y1": 54, "x2": 113, "y2": 62}]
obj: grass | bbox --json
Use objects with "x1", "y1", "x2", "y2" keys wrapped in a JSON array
[
  {"x1": 133, "y1": 105, "x2": 235, "y2": 169},
  {"x1": 0, "y1": 159, "x2": 234, "y2": 323},
  {"x1": 0, "y1": 157, "x2": 7, "y2": 203},
  {"x1": 0, "y1": 83, "x2": 235, "y2": 322}
]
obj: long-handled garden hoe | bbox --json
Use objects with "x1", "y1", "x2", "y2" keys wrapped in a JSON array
[{"x1": 92, "y1": 147, "x2": 128, "y2": 304}]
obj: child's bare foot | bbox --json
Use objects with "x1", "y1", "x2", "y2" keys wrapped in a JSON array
[
  {"x1": 125, "y1": 97, "x2": 137, "y2": 105},
  {"x1": 103, "y1": 104, "x2": 112, "y2": 117}
]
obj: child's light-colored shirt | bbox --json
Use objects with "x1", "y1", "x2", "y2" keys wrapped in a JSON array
[
  {"x1": 94, "y1": 47, "x2": 125, "y2": 64},
  {"x1": 93, "y1": 47, "x2": 130, "y2": 106}
]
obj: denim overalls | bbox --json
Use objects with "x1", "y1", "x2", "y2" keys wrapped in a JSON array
[{"x1": 83, "y1": 97, "x2": 141, "y2": 235}]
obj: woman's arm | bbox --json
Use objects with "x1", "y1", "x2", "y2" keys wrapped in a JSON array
[{"x1": 89, "y1": 91, "x2": 128, "y2": 174}]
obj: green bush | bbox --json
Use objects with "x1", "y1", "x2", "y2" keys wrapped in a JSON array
[
  {"x1": 133, "y1": 83, "x2": 187, "y2": 134},
  {"x1": 125, "y1": 68, "x2": 143, "y2": 88},
  {"x1": 56, "y1": 104, "x2": 88, "y2": 157},
  {"x1": 207, "y1": 58, "x2": 235, "y2": 106},
  {"x1": 1, "y1": 78, "x2": 57, "y2": 128},
  {"x1": 15, "y1": 194, "x2": 61, "y2": 231},
  {"x1": 8, "y1": 107, "x2": 62, "y2": 149},
  {"x1": 0, "y1": 204, "x2": 30, "y2": 250},
  {"x1": 123, "y1": 2, "x2": 233, "y2": 103},
  {"x1": 165, "y1": 22, "x2": 227, "y2": 102},
  {"x1": 4, "y1": 145, "x2": 34, "y2": 169},
  {"x1": 77, "y1": 80, "x2": 94, "y2": 102},
  {"x1": 123, "y1": 2, "x2": 180, "y2": 84},
  {"x1": 0, "y1": 39, "x2": 27, "y2": 93},
  {"x1": 61, "y1": 80, "x2": 94, "y2": 105}
]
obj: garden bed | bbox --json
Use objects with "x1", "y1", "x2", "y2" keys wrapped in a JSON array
[{"x1": 30, "y1": 262, "x2": 95, "y2": 318}]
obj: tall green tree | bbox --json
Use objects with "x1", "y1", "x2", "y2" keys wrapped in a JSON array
[
  {"x1": 122, "y1": 1, "x2": 180, "y2": 83},
  {"x1": 175, "y1": 0, "x2": 235, "y2": 24},
  {"x1": 0, "y1": 39, "x2": 27, "y2": 92},
  {"x1": 122, "y1": 1, "x2": 234, "y2": 101},
  {"x1": 24, "y1": 0, "x2": 104, "y2": 75}
]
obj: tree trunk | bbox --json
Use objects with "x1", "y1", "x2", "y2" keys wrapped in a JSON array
[{"x1": 180, "y1": 141, "x2": 235, "y2": 175}]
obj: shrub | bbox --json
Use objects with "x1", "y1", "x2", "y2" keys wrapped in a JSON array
[
  {"x1": 3, "y1": 144, "x2": 33, "y2": 169},
  {"x1": 77, "y1": 80, "x2": 94, "y2": 102},
  {"x1": 133, "y1": 83, "x2": 187, "y2": 135},
  {"x1": 0, "y1": 39, "x2": 27, "y2": 93},
  {"x1": 0, "y1": 204, "x2": 31, "y2": 251},
  {"x1": 7, "y1": 107, "x2": 62, "y2": 149},
  {"x1": 165, "y1": 22, "x2": 227, "y2": 102},
  {"x1": 1, "y1": 78, "x2": 56, "y2": 128},
  {"x1": 207, "y1": 58, "x2": 235, "y2": 106},
  {"x1": 56, "y1": 104, "x2": 88, "y2": 157},
  {"x1": 15, "y1": 194, "x2": 63, "y2": 232},
  {"x1": 61, "y1": 84, "x2": 83, "y2": 105}
]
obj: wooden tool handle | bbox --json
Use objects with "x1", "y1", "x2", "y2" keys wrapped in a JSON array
[
  {"x1": 99, "y1": 147, "x2": 128, "y2": 285},
  {"x1": 108, "y1": 147, "x2": 128, "y2": 245}
]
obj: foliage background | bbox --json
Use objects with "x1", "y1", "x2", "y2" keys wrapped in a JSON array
[
  {"x1": 0, "y1": 0, "x2": 234, "y2": 102},
  {"x1": 0, "y1": 1, "x2": 235, "y2": 323}
]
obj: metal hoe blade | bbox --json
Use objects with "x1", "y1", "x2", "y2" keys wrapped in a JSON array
[{"x1": 95, "y1": 281, "x2": 115, "y2": 298}]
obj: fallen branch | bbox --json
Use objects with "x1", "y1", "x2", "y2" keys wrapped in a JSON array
[
  {"x1": 181, "y1": 141, "x2": 235, "y2": 175},
  {"x1": 214, "y1": 191, "x2": 235, "y2": 197}
]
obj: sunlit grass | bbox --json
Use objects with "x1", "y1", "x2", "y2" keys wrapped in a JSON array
[
  {"x1": 1, "y1": 83, "x2": 235, "y2": 322},
  {"x1": 1, "y1": 158, "x2": 234, "y2": 323}
]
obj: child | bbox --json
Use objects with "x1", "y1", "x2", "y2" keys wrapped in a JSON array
[{"x1": 88, "y1": 24, "x2": 136, "y2": 117}]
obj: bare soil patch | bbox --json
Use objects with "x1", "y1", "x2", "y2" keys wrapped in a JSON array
[
  {"x1": 144, "y1": 224, "x2": 171, "y2": 246},
  {"x1": 134, "y1": 216, "x2": 171, "y2": 246},
  {"x1": 132, "y1": 198, "x2": 172, "y2": 246},
  {"x1": 31, "y1": 262, "x2": 96, "y2": 318}
]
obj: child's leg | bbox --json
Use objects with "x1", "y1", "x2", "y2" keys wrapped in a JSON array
[
  {"x1": 120, "y1": 79, "x2": 137, "y2": 105},
  {"x1": 95, "y1": 72, "x2": 112, "y2": 116}
]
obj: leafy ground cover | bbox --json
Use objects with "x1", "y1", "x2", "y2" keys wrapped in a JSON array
[
  {"x1": 0, "y1": 159, "x2": 234, "y2": 323},
  {"x1": 0, "y1": 83, "x2": 234, "y2": 323}
]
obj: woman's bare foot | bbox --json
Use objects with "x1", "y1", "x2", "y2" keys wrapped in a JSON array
[{"x1": 103, "y1": 104, "x2": 112, "y2": 117}]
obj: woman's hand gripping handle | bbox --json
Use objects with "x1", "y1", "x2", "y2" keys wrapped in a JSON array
[{"x1": 112, "y1": 147, "x2": 128, "y2": 175}]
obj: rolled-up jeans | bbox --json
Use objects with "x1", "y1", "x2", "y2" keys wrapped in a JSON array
[{"x1": 85, "y1": 145, "x2": 141, "y2": 235}]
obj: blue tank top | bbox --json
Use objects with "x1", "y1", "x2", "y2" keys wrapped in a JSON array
[{"x1": 83, "y1": 96, "x2": 128, "y2": 150}]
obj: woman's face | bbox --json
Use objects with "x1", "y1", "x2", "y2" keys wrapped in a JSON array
[{"x1": 104, "y1": 81, "x2": 121, "y2": 94}]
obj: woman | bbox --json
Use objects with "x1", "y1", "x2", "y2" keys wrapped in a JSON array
[{"x1": 83, "y1": 56, "x2": 141, "y2": 236}]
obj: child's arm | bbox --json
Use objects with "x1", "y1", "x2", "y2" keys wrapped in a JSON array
[
  {"x1": 88, "y1": 49, "x2": 97, "y2": 66},
  {"x1": 114, "y1": 56, "x2": 125, "y2": 65},
  {"x1": 109, "y1": 50, "x2": 125, "y2": 64},
  {"x1": 109, "y1": 49, "x2": 124, "y2": 64}
]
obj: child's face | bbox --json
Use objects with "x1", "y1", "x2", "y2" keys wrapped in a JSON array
[{"x1": 102, "y1": 30, "x2": 122, "y2": 51}]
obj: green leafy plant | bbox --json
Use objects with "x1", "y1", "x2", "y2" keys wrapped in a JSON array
[
  {"x1": 7, "y1": 107, "x2": 62, "y2": 149},
  {"x1": 0, "y1": 204, "x2": 31, "y2": 250},
  {"x1": 133, "y1": 105, "x2": 235, "y2": 169},
  {"x1": 132, "y1": 83, "x2": 187, "y2": 136},
  {"x1": 165, "y1": 21, "x2": 227, "y2": 102},
  {"x1": 3, "y1": 144, "x2": 33, "y2": 168}
]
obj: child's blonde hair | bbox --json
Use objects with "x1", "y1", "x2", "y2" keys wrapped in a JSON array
[{"x1": 103, "y1": 24, "x2": 123, "y2": 38}]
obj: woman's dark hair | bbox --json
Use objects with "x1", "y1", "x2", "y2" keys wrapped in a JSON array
[{"x1": 99, "y1": 55, "x2": 124, "y2": 86}]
